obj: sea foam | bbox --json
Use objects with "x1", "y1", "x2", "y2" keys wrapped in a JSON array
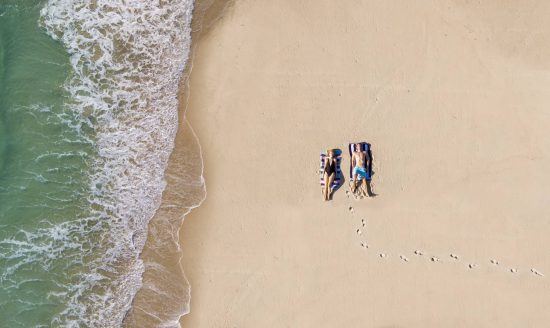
[{"x1": 36, "y1": 0, "x2": 194, "y2": 326}]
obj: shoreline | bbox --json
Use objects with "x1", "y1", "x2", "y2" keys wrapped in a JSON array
[{"x1": 123, "y1": 1, "x2": 232, "y2": 326}]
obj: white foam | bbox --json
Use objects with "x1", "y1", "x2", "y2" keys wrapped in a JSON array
[{"x1": 37, "y1": 0, "x2": 195, "y2": 326}]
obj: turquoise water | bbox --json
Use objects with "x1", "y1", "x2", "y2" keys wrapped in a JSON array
[{"x1": 1, "y1": 1, "x2": 195, "y2": 326}]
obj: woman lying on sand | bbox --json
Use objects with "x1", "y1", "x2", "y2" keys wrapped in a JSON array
[{"x1": 322, "y1": 150, "x2": 337, "y2": 201}]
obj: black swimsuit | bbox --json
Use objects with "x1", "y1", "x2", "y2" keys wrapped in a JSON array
[{"x1": 324, "y1": 157, "x2": 336, "y2": 176}]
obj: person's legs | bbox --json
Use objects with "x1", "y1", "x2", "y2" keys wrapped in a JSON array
[
  {"x1": 323, "y1": 172, "x2": 330, "y2": 201},
  {"x1": 327, "y1": 173, "x2": 335, "y2": 200},
  {"x1": 351, "y1": 167, "x2": 358, "y2": 193},
  {"x1": 323, "y1": 172, "x2": 336, "y2": 201},
  {"x1": 360, "y1": 178, "x2": 368, "y2": 197}
]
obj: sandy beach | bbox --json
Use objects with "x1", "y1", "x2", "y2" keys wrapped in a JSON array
[{"x1": 177, "y1": 1, "x2": 550, "y2": 326}]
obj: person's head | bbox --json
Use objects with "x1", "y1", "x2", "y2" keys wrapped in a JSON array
[
  {"x1": 355, "y1": 143, "x2": 362, "y2": 152},
  {"x1": 328, "y1": 149, "x2": 335, "y2": 157}
]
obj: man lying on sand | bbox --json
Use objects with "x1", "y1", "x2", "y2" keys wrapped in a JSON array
[
  {"x1": 322, "y1": 150, "x2": 337, "y2": 201},
  {"x1": 351, "y1": 143, "x2": 371, "y2": 197}
]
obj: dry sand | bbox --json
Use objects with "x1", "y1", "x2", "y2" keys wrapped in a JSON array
[{"x1": 178, "y1": 1, "x2": 550, "y2": 326}]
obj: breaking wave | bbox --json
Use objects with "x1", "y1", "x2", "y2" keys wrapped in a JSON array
[{"x1": 28, "y1": 0, "x2": 194, "y2": 326}]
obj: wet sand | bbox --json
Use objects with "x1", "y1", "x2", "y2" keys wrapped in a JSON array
[{"x1": 124, "y1": 1, "x2": 230, "y2": 326}]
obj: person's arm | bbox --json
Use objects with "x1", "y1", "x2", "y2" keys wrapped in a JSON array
[{"x1": 351, "y1": 153, "x2": 356, "y2": 167}]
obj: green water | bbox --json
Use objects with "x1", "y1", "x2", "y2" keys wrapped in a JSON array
[
  {"x1": 0, "y1": 0, "x2": 196, "y2": 325},
  {"x1": 0, "y1": 1, "x2": 95, "y2": 326}
]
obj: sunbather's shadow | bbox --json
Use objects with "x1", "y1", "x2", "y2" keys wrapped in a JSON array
[
  {"x1": 366, "y1": 144, "x2": 377, "y2": 197},
  {"x1": 332, "y1": 175, "x2": 345, "y2": 194}
]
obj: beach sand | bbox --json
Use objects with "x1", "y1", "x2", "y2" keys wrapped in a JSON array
[{"x1": 177, "y1": 1, "x2": 550, "y2": 326}]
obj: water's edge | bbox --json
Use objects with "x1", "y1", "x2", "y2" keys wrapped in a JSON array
[{"x1": 124, "y1": 1, "x2": 233, "y2": 327}]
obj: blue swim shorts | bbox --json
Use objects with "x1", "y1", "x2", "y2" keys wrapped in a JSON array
[{"x1": 353, "y1": 166, "x2": 370, "y2": 180}]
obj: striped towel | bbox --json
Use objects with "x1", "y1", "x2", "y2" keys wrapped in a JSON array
[
  {"x1": 319, "y1": 150, "x2": 342, "y2": 188},
  {"x1": 349, "y1": 142, "x2": 371, "y2": 181}
]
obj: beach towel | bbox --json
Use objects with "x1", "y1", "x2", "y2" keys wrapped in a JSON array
[
  {"x1": 319, "y1": 150, "x2": 342, "y2": 188},
  {"x1": 349, "y1": 142, "x2": 371, "y2": 181}
]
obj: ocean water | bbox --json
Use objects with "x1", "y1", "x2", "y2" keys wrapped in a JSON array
[{"x1": 0, "y1": 1, "x2": 194, "y2": 327}]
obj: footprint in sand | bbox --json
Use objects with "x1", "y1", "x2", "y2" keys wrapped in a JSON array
[
  {"x1": 468, "y1": 264, "x2": 477, "y2": 269},
  {"x1": 356, "y1": 229, "x2": 362, "y2": 235},
  {"x1": 450, "y1": 254, "x2": 459, "y2": 260},
  {"x1": 361, "y1": 219, "x2": 366, "y2": 227},
  {"x1": 414, "y1": 250, "x2": 423, "y2": 256},
  {"x1": 430, "y1": 256, "x2": 440, "y2": 262},
  {"x1": 400, "y1": 255, "x2": 409, "y2": 262},
  {"x1": 360, "y1": 242, "x2": 368, "y2": 248},
  {"x1": 348, "y1": 206, "x2": 354, "y2": 213},
  {"x1": 490, "y1": 259, "x2": 499, "y2": 265},
  {"x1": 510, "y1": 268, "x2": 518, "y2": 274},
  {"x1": 379, "y1": 253, "x2": 386, "y2": 258},
  {"x1": 531, "y1": 268, "x2": 544, "y2": 277}
]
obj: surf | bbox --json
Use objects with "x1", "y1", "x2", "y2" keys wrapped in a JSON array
[{"x1": 0, "y1": 0, "x2": 195, "y2": 326}]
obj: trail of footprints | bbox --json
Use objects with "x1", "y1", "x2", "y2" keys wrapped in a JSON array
[{"x1": 347, "y1": 206, "x2": 545, "y2": 278}]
